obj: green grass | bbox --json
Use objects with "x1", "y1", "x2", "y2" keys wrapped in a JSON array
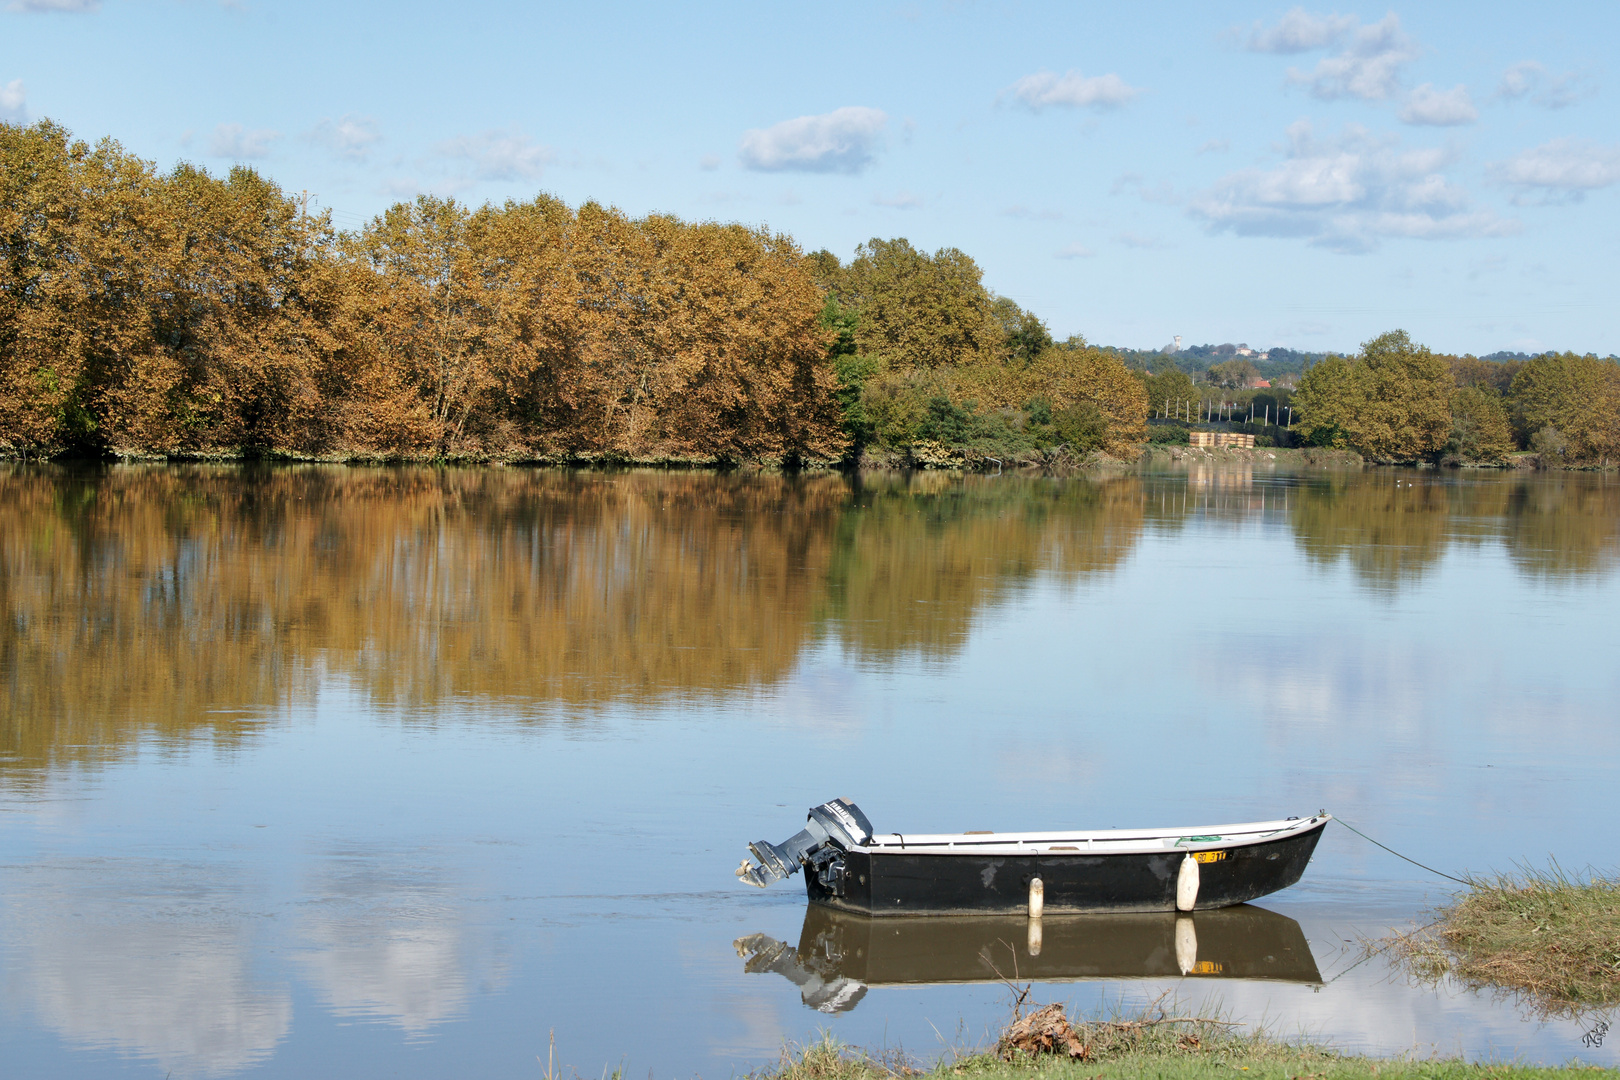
[
  {"x1": 1389, "y1": 866, "x2": 1620, "y2": 1017},
  {"x1": 747, "y1": 1000, "x2": 1619, "y2": 1080}
]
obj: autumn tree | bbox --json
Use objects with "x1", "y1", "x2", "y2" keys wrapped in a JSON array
[
  {"x1": 1293, "y1": 333, "x2": 1454, "y2": 460},
  {"x1": 1347, "y1": 330, "x2": 1453, "y2": 461},
  {"x1": 328, "y1": 195, "x2": 499, "y2": 456},
  {"x1": 1447, "y1": 354, "x2": 1520, "y2": 395},
  {"x1": 991, "y1": 295, "x2": 1053, "y2": 367},
  {"x1": 0, "y1": 120, "x2": 86, "y2": 451},
  {"x1": 832, "y1": 238, "x2": 1002, "y2": 372},
  {"x1": 1445, "y1": 385, "x2": 1515, "y2": 464},
  {"x1": 1510, "y1": 352, "x2": 1620, "y2": 464},
  {"x1": 1292, "y1": 355, "x2": 1358, "y2": 448},
  {"x1": 1031, "y1": 342, "x2": 1148, "y2": 455}
]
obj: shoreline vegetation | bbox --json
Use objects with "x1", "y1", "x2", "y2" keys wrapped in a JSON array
[
  {"x1": 5, "y1": 119, "x2": 1620, "y2": 471},
  {"x1": 1387, "y1": 868, "x2": 1620, "y2": 1019},
  {"x1": 739, "y1": 997, "x2": 1619, "y2": 1080}
]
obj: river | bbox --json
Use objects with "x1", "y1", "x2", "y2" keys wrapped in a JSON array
[{"x1": 0, "y1": 462, "x2": 1617, "y2": 1077}]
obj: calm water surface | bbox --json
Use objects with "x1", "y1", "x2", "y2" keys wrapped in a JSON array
[{"x1": 1, "y1": 463, "x2": 1618, "y2": 1078}]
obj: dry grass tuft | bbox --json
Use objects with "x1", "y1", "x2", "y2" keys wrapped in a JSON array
[{"x1": 1388, "y1": 865, "x2": 1620, "y2": 1016}]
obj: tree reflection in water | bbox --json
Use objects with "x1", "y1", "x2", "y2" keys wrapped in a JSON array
[{"x1": 0, "y1": 464, "x2": 1615, "y2": 780}]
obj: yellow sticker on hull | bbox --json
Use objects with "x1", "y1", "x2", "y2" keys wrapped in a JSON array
[{"x1": 1193, "y1": 850, "x2": 1227, "y2": 863}]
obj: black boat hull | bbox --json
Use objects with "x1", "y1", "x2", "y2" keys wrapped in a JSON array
[{"x1": 804, "y1": 818, "x2": 1327, "y2": 915}]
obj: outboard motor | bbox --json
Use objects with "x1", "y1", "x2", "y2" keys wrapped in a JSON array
[{"x1": 735, "y1": 799, "x2": 874, "y2": 889}]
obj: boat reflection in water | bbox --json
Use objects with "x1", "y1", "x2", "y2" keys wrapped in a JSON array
[{"x1": 735, "y1": 904, "x2": 1321, "y2": 1014}]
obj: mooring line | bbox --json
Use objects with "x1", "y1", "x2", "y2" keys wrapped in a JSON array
[{"x1": 1334, "y1": 817, "x2": 1471, "y2": 886}]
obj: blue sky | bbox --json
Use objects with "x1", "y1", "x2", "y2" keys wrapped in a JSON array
[{"x1": 4, "y1": 1, "x2": 1617, "y2": 355}]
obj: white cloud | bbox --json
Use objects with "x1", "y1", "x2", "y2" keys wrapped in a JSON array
[
  {"x1": 1496, "y1": 61, "x2": 1596, "y2": 108},
  {"x1": 1008, "y1": 70, "x2": 1140, "y2": 111},
  {"x1": 1190, "y1": 120, "x2": 1518, "y2": 253},
  {"x1": 209, "y1": 122, "x2": 280, "y2": 159},
  {"x1": 1197, "y1": 139, "x2": 1231, "y2": 155},
  {"x1": 1498, "y1": 61, "x2": 1542, "y2": 99},
  {"x1": 1275, "y1": 13, "x2": 1417, "y2": 102},
  {"x1": 698, "y1": 153, "x2": 721, "y2": 171},
  {"x1": 738, "y1": 106, "x2": 887, "y2": 174},
  {"x1": 1055, "y1": 242, "x2": 1095, "y2": 259},
  {"x1": 1113, "y1": 231, "x2": 1166, "y2": 249},
  {"x1": 1003, "y1": 204, "x2": 1063, "y2": 221},
  {"x1": 1241, "y1": 8, "x2": 1422, "y2": 103},
  {"x1": 1399, "y1": 84, "x2": 1477, "y2": 126},
  {"x1": 1241, "y1": 8, "x2": 1356, "y2": 53},
  {"x1": 1491, "y1": 138, "x2": 1620, "y2": 194},
  {"x1": 434, "y1": 129, "x2": 553, "y2": 181},
  {"x1": 306, "y1": 115, "x2": 380, "y2": 162},
  {"x1": 0, "y1": 78, "x2": 24, "y2": 121},
  {"x1": 871, "y1": 190, "x2": 922, "y2": 209},
  {"x1": 6, "y1": 0, "x2": 100, "y2": 10},
  {"x1": 1111, "y1": 173, "x2": 1177, "y2": 204}
]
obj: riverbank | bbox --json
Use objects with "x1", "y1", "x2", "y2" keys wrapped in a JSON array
[
  {"x1": 1, "y1": 441, "x2": 1610, "y2": 473},
  {"x1": 1389, "y1": 868, "x2": 1620, "y2": 1017},
  {"x1": 754, "y1": 1004, "x2": 1619, "y2": 1080}
]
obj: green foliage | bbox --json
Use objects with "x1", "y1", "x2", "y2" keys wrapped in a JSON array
[
  {"x1": 1350, "y1": 330, "x2": 1453, "y2": 461},
  {"x1": 1207, "y1": 357, "x2": 1259, "y2": 389},
  {"x1": 1137, "y1": 366, "x2": 1196, "y2": 417},
  {"x1": 822, "y1": 296, "x2": 879, "y2": 446},
  {"x1": 1511, "y1": 352, "x2": 1620, "y2": 462},
  {"x1": 1292, "y1": 354, "x2": 1357, "y2": 448},
  {"x1": 832, "y1": 353, "x2": 881, "y2": 445},
  {"x1": 1446, "y1": 385, "x2": 1515, "y2": 464},
  {"x1": 1145, "y1": 423, "x2": 1189, "y2": 444},
  {"x1": 1531, "y1": 425, "x2": 1570, "y2": 460},
  {"x1": 1291, "y1": 334, "x2": 1455, "y2": 461},
  {"x1": 1051, "y1": 401, "x2": 1109, "y2": 452},
  {"x1": 991, "y1": 295, "x2": 1054, "y2": 367},
  {"x1": 919, "y1": 396, "x2": 979, "y2": 443},
  {"x1": 831, "y1": 237, "x2": 1002, "y2": 372}
]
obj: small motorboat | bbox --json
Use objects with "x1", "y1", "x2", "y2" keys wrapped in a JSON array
[
  {"x1": 735, "y1": 903, "x2": 1321, "y2": 1013},
  {"x1": 736, "y1": 799, "x2": 1329, "y2": 916}
]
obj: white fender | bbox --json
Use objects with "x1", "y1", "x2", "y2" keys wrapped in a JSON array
[
  {"x1": 1028, "y1": 876, "x2": 1045, "y2": 918},
  {"x1": 1175, "y1": 916, "x2": 1197, "y2": 974},
  {"x1": 1027, "y1": 917, "x2": 1043, "y2": 956},
  {"x1": 1176, "y1": 853, "x2": 1200, "y2": 912}
]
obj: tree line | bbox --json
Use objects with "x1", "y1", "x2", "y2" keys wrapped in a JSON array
[
  {"x1": 1291, "y1": 331, "x2": 1620, "y2": 464},
  {"x1": 1130, "y1": 331, "x2": 1620, "y2": 465},
  {"x1": 7, "y1": 119, "x2": 1618, "y2": 468},
  {"x1": 1, "y1": 119, "x2": 1146, "y2": 463},
  {"x1": 1, "y1": 120, "x2": 848, "y2": 462}
]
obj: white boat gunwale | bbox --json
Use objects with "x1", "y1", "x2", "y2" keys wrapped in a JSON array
[{"x1": 854, "y1": 814, "x2": 1330, "y2": 858}]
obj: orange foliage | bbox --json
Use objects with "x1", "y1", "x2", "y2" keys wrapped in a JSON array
[{"x1": 0, "y1": 121, "x2": 846, "y2": 464}]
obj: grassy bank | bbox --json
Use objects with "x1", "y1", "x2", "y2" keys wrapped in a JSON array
[
  {"x1": 752, "y1": 1001, "x2": 1619, "y2": 1080},
  {"x1": 1391, "y1": 868, "x2": 1620, "y2": 1016}
]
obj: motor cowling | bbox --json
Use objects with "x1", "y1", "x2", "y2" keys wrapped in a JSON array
[{"x1": 736, "y1": 799, "x2": 874, "y2": 889}]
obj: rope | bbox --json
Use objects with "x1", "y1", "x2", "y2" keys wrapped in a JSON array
[{"x1": 1334, "y1": 817, "x2": 1471, "y2": 886}]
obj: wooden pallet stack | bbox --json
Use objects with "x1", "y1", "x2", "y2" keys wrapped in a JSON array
[{"x1": 1188, "y1": 432, "x2": 1256, "y2": 449}]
